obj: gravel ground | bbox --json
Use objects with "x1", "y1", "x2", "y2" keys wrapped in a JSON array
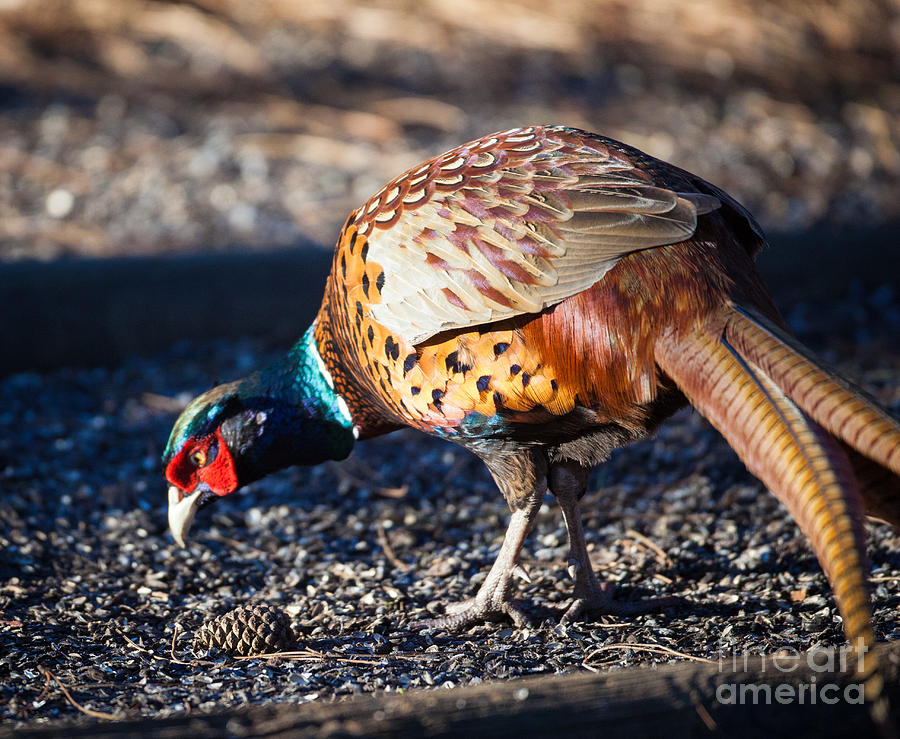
[{"x1": 1, "y1": 287, "x2": 899, "y2": 729}]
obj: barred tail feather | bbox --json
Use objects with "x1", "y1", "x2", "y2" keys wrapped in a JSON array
[
  {"x1": 725, "y1": 303, "x2": 900, "y2": 477},
  {"x1": 655, "y1": 326, "x2": 885, "y2": 720}
]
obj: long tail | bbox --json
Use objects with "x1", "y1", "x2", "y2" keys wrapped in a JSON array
[
  {"x1": 655, "y1": 303, "x2": 900, "y2": 724},
  {"x1": 725, "y1": 304, "x2": 900, "y2": 478}
]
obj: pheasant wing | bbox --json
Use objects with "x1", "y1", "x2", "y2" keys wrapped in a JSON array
[{"x1": 348, "y1": 126, "x2": 719, "y2": 345}]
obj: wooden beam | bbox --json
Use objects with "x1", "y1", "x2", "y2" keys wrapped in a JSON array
[
  {"x1": 8, "y1": 641, "x2": 900, "y2": 737},
  {"x1": 0, "y1": 247, "x2": 331, "y2": 375}
]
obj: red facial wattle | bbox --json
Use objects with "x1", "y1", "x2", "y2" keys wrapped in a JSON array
[{"x1": 165, "y1": 428, "x2": 238, "y2": 496}]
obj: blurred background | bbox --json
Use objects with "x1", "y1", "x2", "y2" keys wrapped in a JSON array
[{"x1": 0, "y1": 0, "x2": 898, "y2": 368}]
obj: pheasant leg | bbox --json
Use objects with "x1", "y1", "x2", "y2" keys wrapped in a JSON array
[
  {"x1": 422, "y1": 448, "x2": 547, "y2": 630},
  {"x1": 419, "y1": 488, "x2": 543, "y2": 630},
  {"x1": 551, "y1": 464, "x2": 679, "y2": 623}
]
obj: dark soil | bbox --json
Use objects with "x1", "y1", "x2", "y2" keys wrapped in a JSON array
[{"x1": 1, "y1": 288, "x2": 898, "y2": 730}]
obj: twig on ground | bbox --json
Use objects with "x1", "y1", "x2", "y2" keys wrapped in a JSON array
[
  {"x1": 34, "y1": 671, "x2": 53, "y2": 705},
  {"x1": 119, "y1": 623, "x2": 211, "y2": 667},
  {"x1": 377, "y1": 522, "x2": 410, "y2": 572},
  {"x1": 203, "y1": 529, "x2": 270, "y2": 557},
  {"x1": 234, "y1": 648, "x2": 378, "y2": 665},
  {"x1": 694, "y1": 700, "x2": 718, "y2": 730},
  {"x1": 41, "y1": 669, "x2": 118, "y2": 721},
  {"x1": 623, "y1": 529, "x2": 673, "y2": 567},
  {"x1": 234, "y1": 649, "x2": 446, "y2": 665},
  {"x1": 115, "y1": 626, "x2": 155, "y2": 655},
  {"x1": 582, "y1": 642, "x2": 713, "y2": 670},
  {"x1": 329, "y1": 463, "x2": 408, "y2": 498},
  {"x1": 169, "y1": 624, "x2": 194, "y2": 666}
]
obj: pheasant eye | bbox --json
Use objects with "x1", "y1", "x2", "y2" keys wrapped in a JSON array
[{"x1": 190, "y1": 449, "x2": 207, "y2": 466}]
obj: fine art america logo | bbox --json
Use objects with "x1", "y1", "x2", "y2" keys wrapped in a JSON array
[{"x1": 715, "y1": 640, "x2": 869, "y2": 706}]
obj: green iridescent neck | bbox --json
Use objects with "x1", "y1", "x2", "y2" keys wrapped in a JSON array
[
  {"x1": 164, "y1": 325, "x2": 355, "y2": 470},
  {"x1": 277, "y1": 325, "x2": 355, "y2": 434}
]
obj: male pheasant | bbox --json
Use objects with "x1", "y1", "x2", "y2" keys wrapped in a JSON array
[{"x1": 164, "y1": 126, "x2": 899, "y2": 717}]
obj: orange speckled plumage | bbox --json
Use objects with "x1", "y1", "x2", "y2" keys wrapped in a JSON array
[{"x1": 314, "y1": 125, "x2": 746, "y2": 438}]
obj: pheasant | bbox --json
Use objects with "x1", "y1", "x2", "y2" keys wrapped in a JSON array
[{"x1": 164, "y1": 126, "x2": 899, "y2": 718}]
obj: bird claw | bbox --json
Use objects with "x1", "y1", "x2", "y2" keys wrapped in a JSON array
[
  {"x1": 566, "y1": 558, "x2": 579, "y2": 580},
  {"x1": 560, "y1": 584, "x2": 682, "y2": 625},
  {"x1": 560, "y1": 580, "x2": 613, "y2": 624},
  {"x1": 512, "y1": 563, "x2": 532, "y2": 583},
  {"x1": 418, "y1": 597, "x2": 531, "y2": 631}
]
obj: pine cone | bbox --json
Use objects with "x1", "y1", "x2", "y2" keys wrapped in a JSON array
[{"x1": 193, "y1": 604, "x2": 294, "y2": 656}]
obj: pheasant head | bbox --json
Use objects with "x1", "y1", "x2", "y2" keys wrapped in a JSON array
[{"x1": 164, "y1": 326, "x2": 355, "y2": 545}]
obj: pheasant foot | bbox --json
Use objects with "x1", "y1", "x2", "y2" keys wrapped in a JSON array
[
  {"x1": 559, "y1": 564, "x2": 682, "y2": 624},
  {"x1": 552, "y1": 463, "x2": 680, "y2": 625},
  {"x1": 418, "y1": 484, "x2": 542, "y2": 631}
]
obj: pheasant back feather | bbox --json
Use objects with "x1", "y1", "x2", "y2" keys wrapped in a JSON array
[{"x1": 314, "y1": 126, "x2": 737, "y2": 437}]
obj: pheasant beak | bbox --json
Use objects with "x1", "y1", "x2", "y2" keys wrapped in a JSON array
[{"x1": 168, "y1": 485, "x2": 199, "y2": 547}]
